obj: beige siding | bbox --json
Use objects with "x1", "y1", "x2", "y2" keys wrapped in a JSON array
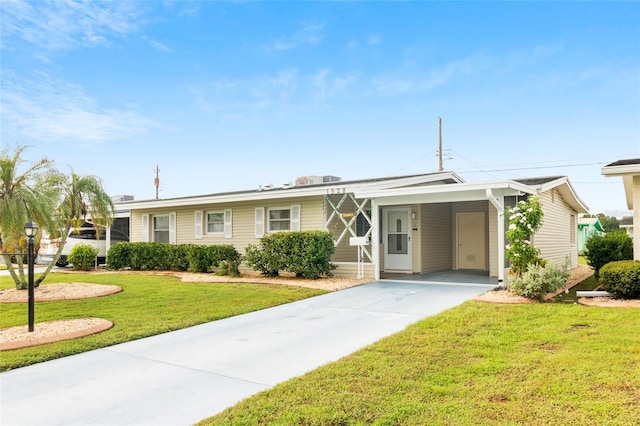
[
  {"x1": 333, "y1": 262, "x2": 375, "y2": 279},
  {"x1": 452, "y1": 201, "x2": 490, "y2": 270},
  {"x1": 129, "y1": 196, "x2": 325, "y2": 254},
  {"x1": 420, "y1": 203, "x2": 453, "y2": 273},
  {"x1": 534, "y1": 189, "x2": 579, "y2": 269}
]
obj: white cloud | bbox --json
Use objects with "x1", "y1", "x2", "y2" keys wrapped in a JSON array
[
  {"x1": 142, "y1": 35, "x2": 172, "y2": 53},
  {"x1": 1, "y1": 70, "x2": 156, "y2": 143},
  {"x1": 367, "y1": 34, "x2": 381, "y2": 45},
  {"x1": 313, "y1": 68, "x2": 357, "y2": 100},
  {"x1": 263, "y1": 21, "x2": 324, "y2": 52},
  {"x1": 1, "y1": 0, "x2": 146, "y2": 50}
]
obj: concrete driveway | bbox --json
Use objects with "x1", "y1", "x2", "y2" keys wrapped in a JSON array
[{"x1": 0, "y1": 280, "x2": 493, "y2": 426}]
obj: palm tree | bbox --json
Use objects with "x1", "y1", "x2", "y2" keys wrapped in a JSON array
[
  {"x1": 37, "y1": 171, "x2": 115, "y2": 284},
  {"x1": 0, "y1": 146, "x2": 62, "y2": 289}
]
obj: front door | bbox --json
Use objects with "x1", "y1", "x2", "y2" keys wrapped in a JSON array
[
  {"x1": 456, "y1": 212, "x2": 486, "y2": 270},
  {"x1": 384, "y1": 207, "x2": 412, "y2": 271}
]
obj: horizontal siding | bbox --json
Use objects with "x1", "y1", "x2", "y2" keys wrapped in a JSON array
[
  {"x1": 129, "y1": 195, "x2": 325, "y2": 254},
  {"x1": 421, "y1": 203, "x2": 452, "y2": 272},
  {"x1": 534, "y1": 189, "x2": 578, "y2": 269},
  {"x1": 333, "y1": 262, "x2": 375, "y2": 279}
]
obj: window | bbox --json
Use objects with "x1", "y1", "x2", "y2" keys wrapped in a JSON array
[
  {"x1": 267, "y1": 205, "x2": 300, "y2": 232},
  {"x1": 207, "y1": 211, "x2": 224, "y2": 234},
  {"x1": 269, "y1": 208, "x2": 291, "y2": 232},
  {"x1": 153, "y1": 214, "x2": 170, "y2": 243}
]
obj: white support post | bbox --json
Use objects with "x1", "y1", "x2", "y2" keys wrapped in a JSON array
[
  {"x1": 371, "y1": 200, "x2": 380, "y2": 281},
  {"x1": 487, "y1": 189, "x2": 505, "y2": 287}
]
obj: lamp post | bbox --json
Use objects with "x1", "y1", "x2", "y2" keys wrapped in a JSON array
[{"x1": 24, "y1": 221, "x2": 38, "y2": 332}]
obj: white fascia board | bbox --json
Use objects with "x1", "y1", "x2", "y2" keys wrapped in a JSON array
[
  {"x1": 114, "y1": 172, "x2": 464, "y2": 210},
  {"x1": 537, "y1": 177, "x2": 589, "y2": 214},
  {"x1": 601, "y1": 163, "x2": 640, "y2": 177},
  {"x1": 355, "y1": 180, "x2": 533, "y2": 201}
]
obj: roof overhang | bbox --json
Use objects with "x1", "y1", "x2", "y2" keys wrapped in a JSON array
[
  {"x1": 354, "y1": 180, "x2": 535, "y2": 207},
  {"x1": 115, "y1": 172, "x2": 464, "y2": 210},
  {"x1": 531, "y1": 176, "x2": 589, "y2": 214},
  {"x1": 602, "y1": 162, "x2": 640, "y2": 209}
]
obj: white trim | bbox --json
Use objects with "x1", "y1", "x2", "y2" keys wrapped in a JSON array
[
  {"x1": 267, "y1": 206, "x2": 293, "y2": 233},
  {"x1": 290, "y1": 205, "x2": 300, "y2": 231},
  {"x1": 205, "y1": 210, "x2": 225, "y2": 235}
]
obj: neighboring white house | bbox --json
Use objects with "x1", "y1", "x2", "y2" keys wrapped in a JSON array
[
  {"x1": 602, "y1": 159, "x2": 640, "y2": 260},
  {"x1": 620, "y1": 216, "x2": 633, "y2": 237},
  {"x1": 115, "y1": 172, "x2": 588, "y2": 283}
]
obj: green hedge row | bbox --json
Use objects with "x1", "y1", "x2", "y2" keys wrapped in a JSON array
[
  {"x1": 244, "y1": 230, "x2": 336, "y2": 279},
  {"x1": 106, "y1": 242, "x2": 240, "y2": 275},
  {"x1": 600, "y1": 260, "x2": 640, "y2": 299}
]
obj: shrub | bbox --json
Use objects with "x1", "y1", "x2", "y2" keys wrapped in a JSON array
[
  {"x1": 244, "y1": 231, "x2": 336, "y2": 279},
  {"x1": 107, "y1": 242, "x2": 239, "y2": 275},
  {"x1": 505, "y1": 196, "x2": 544, "y2": 277},
  {"x1": 600, "y1": 260, "x2": 640, "y2": 299},
  {"x1": 584, "y1": 232, "x2": 633, "y2": 278},
  {"x1": 510, "y1": 262, "x2": 570, "y2": 300},
  {"x1": 68, "y1": 243, "x2": 99, "y2": 271}
]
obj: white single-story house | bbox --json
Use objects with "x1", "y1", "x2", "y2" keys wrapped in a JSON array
[
  {"x1": 620, "y1": 216, "x2": 633, "y2": 238},
  {"x1": 577, "y1": 217, "x2": 605, "y2": 253},
  {"x1": 602, "y1": 159, "x2": 640, "y2": 260},
  {"x1": 115, "y1": 171, "x2": 588, "y2": 283}
]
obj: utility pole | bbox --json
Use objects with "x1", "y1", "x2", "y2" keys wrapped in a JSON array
[
  {"x1": 438, "y1": 117, "x2": 443, "y2": 172},
  {"x1": 154, "y1": 165, "x2": 160, "y2": 200}
]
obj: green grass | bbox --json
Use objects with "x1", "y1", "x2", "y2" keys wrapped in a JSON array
[
  {"x1": 552, "y1": 275, "x2": 600, "y2": 303},
  {"x1": 201, "y1": 302, "x2": 640, "y2": 425},
  {"x1": 0, "y1": 273, "x2": 326, "y2": 371}
]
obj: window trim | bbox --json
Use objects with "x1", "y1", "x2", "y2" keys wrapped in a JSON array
[
  {"x1": 267, "y1": 207, "x2": 292, "y2": 233},
  {"x1": 152, "y1": 214, "x2": 170, "y2": 243},
  {"x1": 206, "y1": 210, "x2": 225, "y2": 235}
]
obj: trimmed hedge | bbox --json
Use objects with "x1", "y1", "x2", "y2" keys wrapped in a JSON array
[
  {"x1": 244, "y1": 230, "x2": 336, "y2": 279},
  {"x1": 600, "y1": 260, "x2": 640, "y2": 299},
  {"x1": 106, "y1": 242, "x2": 240, "y2": 275},
  {"x1": 584, "y1": 232, "x2": 633, "y2": 278}
]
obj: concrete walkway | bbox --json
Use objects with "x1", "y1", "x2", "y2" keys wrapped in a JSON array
[{"x1": 0, "y1": 280, "x2": 493, "y2": 426}]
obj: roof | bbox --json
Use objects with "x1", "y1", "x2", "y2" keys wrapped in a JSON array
[
  {"x1": 513, "y1": 176, "x2": 564, "y2": 186},
  {"x1": 578, "y1": 217, "x2": 605, "y2": 232},
  {"x1": 601, "y1": 158, "x2": 640, "y2": 209},
  {"x1": 620, "y1": 216, "x2": 633, "y2": 227},
  {"x1": 516, "y1": 176, "x2": 589, "y2": 213},
  {"x1": 116, "y1": 171, "x2": 464, "y2": 209}
]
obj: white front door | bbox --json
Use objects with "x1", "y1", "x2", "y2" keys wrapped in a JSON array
[
  {"x1": 456, "y1": 212, "x2": 486, "y2": 270},
  {"x1": 384, "y1": 207, "x2": 412, "y2": 271}
]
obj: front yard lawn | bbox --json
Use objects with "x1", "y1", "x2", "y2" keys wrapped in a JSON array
[
  {"x1": 0, "y1": 273, "x2": 326, "y2": 371},
  {"x1": 202, "y1": 301, "x2": 640, "y2": 425}
]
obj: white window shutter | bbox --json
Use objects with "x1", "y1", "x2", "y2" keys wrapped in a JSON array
[
  {"x1": 224, "y1": 209, "x2": 232, "y2": 239},
  {"x1": 255, "y1": 207, "x2": 264, "y2": 238},
  {"x1": 141, "y1": 214, "x2": 149, "y2": 242},
  {"x1": 169, "y1": 212, "x2": 177, "y2": 244},
  {"x1": 195, "y1": 211, "x2": 203, "y2": 239},
  {"x1": 291, "y1": 205, "x2": 301, "y2": 231}
]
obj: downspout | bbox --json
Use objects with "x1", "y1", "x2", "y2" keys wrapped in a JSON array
[
  {"x1": 486, "y1": 189, "x2": 505, "y2": 287},
  {"x1": 371, "y1": 199, "x2": 381, "y2": 281}
]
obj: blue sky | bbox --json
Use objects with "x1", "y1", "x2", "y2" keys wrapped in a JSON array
[{"x1": 1, "y1": 1, "x2": 639, "y2": 216}]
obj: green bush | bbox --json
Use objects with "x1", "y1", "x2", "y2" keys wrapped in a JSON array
[
  {"x1": 244, "y1": 231, "x2": 336, "y2": 279},
  {"x1": 600, "y1": 260, "x2": 640, "y2": 299},
  {"x1": 510, "y1": 262, "x2": 570, "y2": 300},
  {"x1": 67, "y1": 243, "x2": 99, "y2": 271},
  {"x1": 107, "y1": 242, "x2": 239, "y2": 275},
  {"x1": 584, "y1": 232, "x2": 633, "y2": 278}
]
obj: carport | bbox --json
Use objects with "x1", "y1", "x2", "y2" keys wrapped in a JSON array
[{"x1": 354, "y1": 180, "x2": 536, "y2": 284}]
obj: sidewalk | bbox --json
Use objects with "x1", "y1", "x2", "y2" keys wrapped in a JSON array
[{"x1": 0, "y1": 280, "x2": 492, "y2": 425}]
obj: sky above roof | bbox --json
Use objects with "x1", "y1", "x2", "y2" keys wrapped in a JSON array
[{"x1": 1, "y1": 1, "x2": 639, "y2": 217}]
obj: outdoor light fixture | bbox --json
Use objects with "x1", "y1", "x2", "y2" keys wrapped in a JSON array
[{"x1": 24, "y1": 221, "x2": 38, "y2": 332}]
